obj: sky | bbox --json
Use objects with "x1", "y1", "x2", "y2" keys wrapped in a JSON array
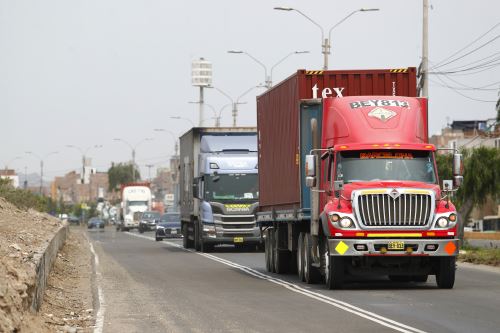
[{"x1": 1, "y1": 0, "x2": 499, "y2": 182}]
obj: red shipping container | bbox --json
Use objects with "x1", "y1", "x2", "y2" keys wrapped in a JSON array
[{"x1": 257, "y1": 68, "x2": 417, "y2": 212}]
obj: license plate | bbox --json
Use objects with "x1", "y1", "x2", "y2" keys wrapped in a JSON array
[
  {"x1": 233, "y1": 237, "x2": 244, "y2": 243},
  {"x1": 170, "y1": 229, "x2": 177, "y2": 235},
  {"x1": 388, "y1": 241, "x2": 405, "y2": 251}
]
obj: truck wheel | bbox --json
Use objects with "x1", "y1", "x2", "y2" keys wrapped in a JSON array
[
  {"x1": 182, "y1": 224, "x2": 192, "y2": 249},
  {"x1": 436, "y1": 257, "x2": 456, "y2": 289},
  {"x1": 304, "y1": 233, "x2": 320, "y2": 284},
  {"x1": 297, "y1": 232, "x2": 305, "y2": 282},
  {"x1": 273, "y1": 226, "x2": 289, "y2": 274},
  {"x1": 139, "y1": 226, "x2": 144, "y2": 234},
  {"x1": 200, "y1": 241, "x2": 212, "y2": 253},
  {"x1": 194, "y1": 221, "x2": 201, "y2": 252},
  {"x1": 264, "y1": 229, "x2": 272, "y2": 272},
  {"x1": 322, "y1": 237, "x2": 344, "y2": 289},
  {"x1": 269, "y1": 228, "x2": 276, "y2": 273}
]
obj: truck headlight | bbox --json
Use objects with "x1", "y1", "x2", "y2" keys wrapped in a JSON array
[
  {"x1": 436, "y1": 217, "x2": 449, "y2": 228},
  {"x1": 328, "y1": 213, "x2": 340, "y2": 223},
  {"x1": 339, "y1": 217, "x2": 354, "y2": 228}
]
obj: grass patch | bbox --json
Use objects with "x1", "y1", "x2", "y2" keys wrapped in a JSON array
[{"x1": 459, "y1": 245, "x2": 500, "y2": 266}]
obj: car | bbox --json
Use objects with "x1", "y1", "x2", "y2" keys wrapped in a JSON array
[
  {"x1": 88, "y1": 217, "x2": 105, "y2": 229},
  {"x1": 138, "y1": 211, "x2": 161, "y2": 233},
  {"x1": 155, "y1": 212, "x2": 181, "y2": 241},
  {"x1": 68, "y1": 215, "x2": 80, "y2": 225}
]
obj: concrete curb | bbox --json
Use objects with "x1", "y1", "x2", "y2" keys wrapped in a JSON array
[{"x1": 30, "y1": 223, "x2": 69, "y2": 312}]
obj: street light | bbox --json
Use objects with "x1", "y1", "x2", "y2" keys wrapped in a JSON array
[
  {"x1": 169, "y1": 116, "x2": 195, "y2": 127},
  {"x1": 210, "y1": 85, "x2": 265, "y2": 126},
  {"x1": 227, "y1": 50, "x2": 308, "y2": 88},
  {"x1": 274, "y1": 7, "x2": 379, "y2": 69},
  {"x1": 153, "y1": 129, "x2": 180, "y2": 155},
  {"x1": 188, "y1": 102, "x2": 232, "y2": 127},
  {"x1": 113, "y1": 138, "x2": 154, "y2": 181},
  {"x1": 25, "y1": 151, "x2": 59, "y2": 195},
  {"x1": 66, "y1": 144, "x2": 103, "y2": 185}
]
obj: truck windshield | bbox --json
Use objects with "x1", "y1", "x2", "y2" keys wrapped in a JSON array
[
  {"x1": 128, "y1": 201, "x2": 148, "y2": 207},
  {"x1": 204, "y1": 174, "x2": 259, "y2": 201},
  {"x1": 335, "y1": 150, "x2": 437, "y2": 184}
]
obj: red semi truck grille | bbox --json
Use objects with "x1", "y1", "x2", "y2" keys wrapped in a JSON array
[{"x1": 356, "y1": 193, "x2": 433, "y2": 228}]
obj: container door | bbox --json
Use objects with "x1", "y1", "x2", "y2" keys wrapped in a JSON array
[{"x1": 299, "y1": 100, "x2": 322, "y2": 212}]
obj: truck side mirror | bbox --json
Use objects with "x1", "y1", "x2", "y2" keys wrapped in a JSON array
[
  {"x1": 192, "y1": 181, "x2": 199, "y2": 199},
  {"x1": 442, "y1": 180, "x2": 453, "y2": 191},
  {"x1": 334, "y1": 180, "x2": 344, "y2": 191},
  {"x1": 453, "y1": 153, "x2": 463, "y2": 176},
  {"x1": 305, "y1": 154, "x2": 316, "y2": 188}
]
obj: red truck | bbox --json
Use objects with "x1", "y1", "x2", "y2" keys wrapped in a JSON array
[{"x1": 257, "y1": 68, "x2": 463, "y2": 289}]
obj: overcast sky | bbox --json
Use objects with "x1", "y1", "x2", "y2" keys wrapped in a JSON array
[{"x1": 1, "y1": 0, "x2": 499, "y2": 181}]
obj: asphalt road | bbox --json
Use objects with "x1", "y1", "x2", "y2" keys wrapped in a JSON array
[{"x1": 88, "y1": 227, "x2": 500, "y2": 333}]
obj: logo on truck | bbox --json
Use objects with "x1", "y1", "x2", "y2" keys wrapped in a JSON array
[
  {"x1": 367, "y1": 107, "x2": 397, "y2": 122},
  {"x1": 311, "y1": 84, "x2": 344, "y2": 99}
]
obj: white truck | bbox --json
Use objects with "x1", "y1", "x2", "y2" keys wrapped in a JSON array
[{"x1": 117, "y1": 182, "x2": 152, "y2": 231}]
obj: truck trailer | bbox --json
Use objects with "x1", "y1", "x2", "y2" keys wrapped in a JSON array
[
  {"x1": 257, "y1": 68, "x2": 463, "y2": 289},
  {"x1": 179, "y1": 127, "x2": 261, "y2": 252}
]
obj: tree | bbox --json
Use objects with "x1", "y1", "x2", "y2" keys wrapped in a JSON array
[
  {"x1": 107, "y1": 163, "x2": 140, "y2": 191},
  {"x1": 436, "y1": 147, "x2": 500, "y2": 242}
]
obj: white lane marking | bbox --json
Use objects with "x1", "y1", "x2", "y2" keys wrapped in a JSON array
[
  {"x1": 89, "y1": 241, "x2": 105, "y2": 333},
  {"x1": 125, "y1": 232, "x2": 426, "y2": 333}
]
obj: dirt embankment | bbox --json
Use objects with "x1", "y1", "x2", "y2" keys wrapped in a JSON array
[{"x1": 0, "y1": 198, "x2": 94, "y2": 332}]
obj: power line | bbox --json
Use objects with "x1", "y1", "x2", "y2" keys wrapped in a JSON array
[
  {"x1": 432, "y1": 34, "x2": 500, "y2": 70},
  {"x1": 432, "y1": 74, "x2": 497, "y2": 103},
  {"x1": 429, "y1": 78, "x2": 498, "y2": 91},
  {"x1": 432, "y1": 22, "x2": 500, "y2": 69},
  {"x1": 442, "y1": 51, "x2": 500, "y2": 72}
]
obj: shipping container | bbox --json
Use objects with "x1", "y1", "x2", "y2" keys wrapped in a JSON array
[{"x1": 257, "y1": 68, "x2": 417, "y2": 212}]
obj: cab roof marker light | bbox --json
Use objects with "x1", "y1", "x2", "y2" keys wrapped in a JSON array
[
  {"x1": 425, "y1": 145, "x2": 433, "y2": 149},
  {"x1": 372, "y1": 144, "x2": 380, "y2": 147},
  {"x1": 394, "y1": 144, "x2": 401, "y2": 147},
  {"x1": 383, "y1": 143, "x2": 390, "y2": 147},
  {"x1": 340, "y1": 145, "x2": 348, "y2": 149}
]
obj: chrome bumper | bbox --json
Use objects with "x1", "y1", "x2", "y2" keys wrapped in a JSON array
[{"x1": 328, "y1": 238, "x2": 459, "y2": 256}]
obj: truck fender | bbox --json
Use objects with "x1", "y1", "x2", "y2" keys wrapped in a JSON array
[{"x1": 320, "y1": 212, "x2": 331, "y2": 237}]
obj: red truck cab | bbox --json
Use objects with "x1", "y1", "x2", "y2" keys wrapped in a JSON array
[{"x1": 302, "y1": 96, "x2": 462, "y2": 289}]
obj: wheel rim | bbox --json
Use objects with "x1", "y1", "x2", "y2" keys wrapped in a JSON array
[
  {"x1": 304, "y1": 236, "x2": 308, "y2": 277},
  {"x1": 324, "y1": 248, "x2": 330, "y2": 283},
  {"x1": 297, "y1": 234, "x2": 303, "y2": 276}
]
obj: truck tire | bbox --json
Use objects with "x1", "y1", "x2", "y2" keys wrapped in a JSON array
[
  {"x1": 273, "y1": 225, "x2": 289, "y2": 274},
  {"x1": 322, "y1": 237, "x2": 344, "y2": 289},
  {"x1": 139, "y1": 225, "x2": 144, "y2": 234},
  {"x1": 182, "y1": 223, "x2": 193, "y2": 249},
  {"x1": 200, "y1": 239, "x2": 213, "y2": 253},
  {"x1": 388, "y1": 275, "x2": 412, "y2": 282},
  {"x1": 269, "y1": 228, "x2": 276, "y2": 273},
  {"x1": 194, "y1": 221, "x2": 201, "y2": 252},
  {"x1": 265, "y1": 229, "x2": 272, "y2": 272},
  {"x1": 304, "y1": 232, "x2": 320, "y2": 284},
  {"x1": 297, "y1": 232, "x2": 305, "y2": 282},
  {"x1": 436, "y1": 257, "x2": 456, "y2": 289}
]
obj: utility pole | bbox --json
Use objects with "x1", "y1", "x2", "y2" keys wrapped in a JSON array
[
  {"x1": 146, "y1": 164, "x2": 154, "y2": 181},
  {"x1": 422, "y1": 0, "x2": 429, "y2": 97}
]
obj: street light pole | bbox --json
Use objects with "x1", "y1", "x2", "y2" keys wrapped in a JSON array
[
  {"x1": 422, "y1": 0, "x2": 429, "y2": 97},
  {"x1": 228, "y1": 50, "x2": 308, "y2": 88},
  {"x1": 25, "y1": 151, "x2": 58, "y2": 195},
  {"x1": 274, "y1": 7, "x2": 379, "y2": 70},
  {"x1": 66, "y1": 144, "x2": 103, "y2": 185},
  {"x1": 114, "y1": 138, "x2": 153, "y2": 182},
  {"x1": 154, "y1": 129, "x2": 179, "y2": 155}
]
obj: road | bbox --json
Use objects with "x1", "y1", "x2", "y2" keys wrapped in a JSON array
[{"x1": 87, "y1": 227, "x2": 500, "y2": 333}]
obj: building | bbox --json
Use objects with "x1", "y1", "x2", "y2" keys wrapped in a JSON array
[
  {"x1": 51, "y1": 170, "x2": 109, "y2": 204},
  {"x1": 0, "y1": 169, "x2": 19, "y2": 188},
  {"x1": 430, "y1": 118, "x2": 500, "y2": 151}
]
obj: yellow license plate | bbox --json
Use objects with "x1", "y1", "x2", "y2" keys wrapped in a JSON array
[
  {"x1": 233, "y1": 237, "x2": 244, "y2": 243},
  {"x1": 388, "y1": 241, "x2": 405, "y2": 250}
]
